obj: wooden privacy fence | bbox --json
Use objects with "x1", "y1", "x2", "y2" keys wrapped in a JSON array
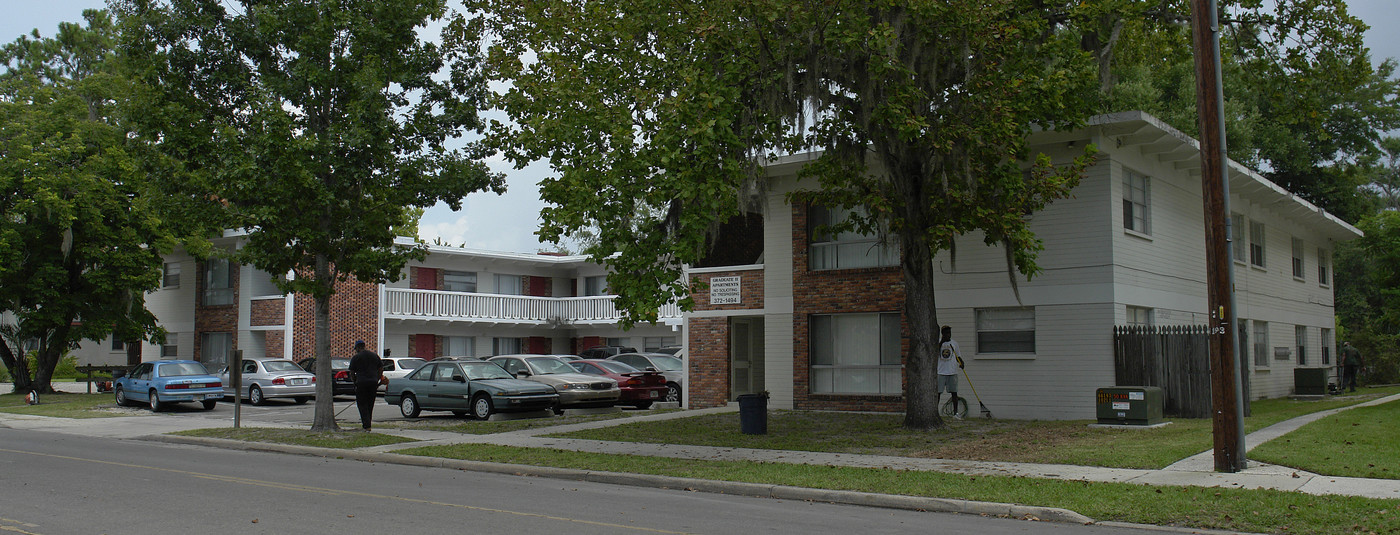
[{"x1": 1112, "y1": 325, "x2": 1211, "y2": 418}]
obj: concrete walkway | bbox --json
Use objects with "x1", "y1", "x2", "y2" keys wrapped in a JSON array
[{"x1": 4, "y1": 383, "x2": 1397, "y2": 525}]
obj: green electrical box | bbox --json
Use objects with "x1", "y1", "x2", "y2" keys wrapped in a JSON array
[
  {"x1": 1095, "y1": 386, "x2": 1164, "y2": 425},
  {"x1": 1294, "y1": 367, "x2": 1329, "y2": 396}
]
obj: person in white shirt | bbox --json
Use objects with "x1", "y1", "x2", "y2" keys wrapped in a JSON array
[{"x1": 936, "y1": 325, "x2": 964, "y2": 418}]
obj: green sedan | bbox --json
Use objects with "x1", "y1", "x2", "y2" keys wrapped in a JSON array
[{"x1": 385, "y1": 359, "x2": 560, "y2": 420}]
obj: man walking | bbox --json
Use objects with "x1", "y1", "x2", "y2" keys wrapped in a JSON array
[
  {"x1": 1340, "y1": 341, "x2": 1364, "y2": 393},
  {"x1": 349, "y1": 340, "x2": 383, "y2": 431}
]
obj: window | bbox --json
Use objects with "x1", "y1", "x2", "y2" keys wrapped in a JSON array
[
  {"x1": 1252, "y1": 321, "x2": 1269, "y2": 367},
  {"x1": 584, "y1": 276, "x2": 609, "y2": 296},
  {"x1": 494, "y1": 274, "x2": 523, "y2": 295},
  {"x1": 163, "y1": 262, "x2": 181, "y2": 288},
  {"x1": 606, "y1": 337, "x2": 630, "y2": 348},
  {"x1": 808, "y1": 205, "x2": 898, "y2": 270},
  {"x1": 1318, "y1": 248, "x2": 1331, "y2": 286},
  {"x1": 1321, "y1": 328, "x2": 1333, "y2": 365},
  {"x1": 1122, "y1": 169, "x2": 1151, "y2": 234},
  {"x1": 446, "y1": 336, "x2": 474, "y2": 357},
  {"x1": 201, "y1": 332, "x2": 232, "y2": 369},
  {"x1": 643, "y1": 336, "x2": 677, "y2": 352},
  {"x1": 1231, "y1": 213, "x2": 1246, "y2": 263},
  {"x1": 203, "y1": 258, "x2": 235, "y2": 306},
  {"x1": 162, "y1": 333, "x2": 179, "y2": 359},
  {"x1": 976, "y1": 307, "x2": 1036, "y2": 353},
  {"x1": 492, "y1": 337, "x2": 521, "y2": 355},
  {"x1": 1295, "y1": 326, "x2": 1308, "y2": 366},
  {"x1": 1126, "y1": 306, "x2": 1154, "y2": 326},
  {"x1": 1249, "y1": 222, "x2": 1266, "y2": 268},
  {"x1": 810, "y1": 312, "x2": 902, "y2": 394},
  {"x1": 1291, "y1": 238, "x2": 1305, "y2": 279},
  {"x1": 111, "y1": 337, "x2": 125, "y2": 351},
  {"x1": 443, "y1": 271, "x2": 477, "y2": 292}
]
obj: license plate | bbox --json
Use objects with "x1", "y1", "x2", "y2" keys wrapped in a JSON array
[
  {"x1": 649, "y1": 391, "x2": 659, "y2": 398},
  {"x1": 292, "y1": 378, "x2": 307, "y2": 385},
  {"x1": 187, "y1": 383, "x2": 205, "y2": 388},
  {"x1": 204, "y1": 394, "x2": 221, "y2": 401}
]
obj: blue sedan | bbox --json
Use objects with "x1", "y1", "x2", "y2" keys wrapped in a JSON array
[{"x1": 114, "y1": 360, "x2": 224, "y2": 411}]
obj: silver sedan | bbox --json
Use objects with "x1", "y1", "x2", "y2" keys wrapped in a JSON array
[{"x1": 217, "y1": 356, "x2": 316, "y2": 405}]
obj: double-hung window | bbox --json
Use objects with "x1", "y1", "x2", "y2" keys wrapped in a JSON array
[
  {"x1": 1317, "y1": 248, "x2": 1331, "y2": 286},
  {"x1": 976, "y1": 307, "x2": 1036, "y2": 353},
  {"x1": 1295, "y1": 326, "x2": 1308, "y2": 366},
  {"x1": 162, "y1": 333, "x2": 179, "y2": 359},
  {"x1": 494, "y1": 274, "x2": 523, "y2": 295},
  {"x1": 1291, "y1": 238, "x2": 1305, "y2": 279},
  {"x1": 492, "y1": 337, "x2": 522, "y2": 355},
  {"x1": 584, "y1": 275, "x2": 609, "y2": 296},
  {"x1": 443, "y1": 271, "x2": 477, "y2": 292},
  {"x1": 1230, "y1": 213, "x2": 1246, "y2": 263},
  {"x1": 1252, "y1": 320, "x2": 1269, "y2": 366},
  {"x1": 1122, "y1": 169, "x2": 1151, "y2": 234},
  {"x1": 1249, "y1": 222, "x2": 1266, "y2": 268},
  {"x1": 1126, "y1": 306, "x2": 1154, "y2": 326},
  {"x1": 809, "y1": 205, "x2": 898, "y2": 270},
  {"x1": 810, "y1": 313, "x2": 902, "y2": 394},
  {"x1": 203, "y1": 258, "x2": 235, "y2": 306},
  {"x1": 446, "y1": 336, "x2": 474, "y2": 357},
  {"x1": 1321, "y1": 328, "x2": 1333, "y2": 364},
  {"x1": 163, "y1": 262, "x2": 181, "y2": 288},
  {"x1": 201, "y1": 332, "x2": 232, "y2": 369}
]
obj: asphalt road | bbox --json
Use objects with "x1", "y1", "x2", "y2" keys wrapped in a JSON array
[{"x1": 0, "y1": 429, "x2": 1170, "y2": 535}]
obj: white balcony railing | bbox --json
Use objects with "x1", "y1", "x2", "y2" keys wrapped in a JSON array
[{"x1": 383, "y1": 288, "x2": 682, "y2": 324}]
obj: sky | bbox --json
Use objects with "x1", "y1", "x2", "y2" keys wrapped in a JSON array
[{"x1": 6, "y1": 0, "x2": 1399, "y2": 255}]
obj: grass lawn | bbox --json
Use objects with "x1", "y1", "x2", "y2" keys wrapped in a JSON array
[
  {"x1": 551, "y1": 386, "x2": 1400, "y2": 470},
  {"x1": 1250, "y1": 398, "x2": 1400, "y2": 479},
  {"x1": 0, "y1": 392, "x2": 123, "y2": 418},
  {"x1": 396, "y1": 443, "x2": 1400, "y2": 535},
  {"x1": 174, "y1": 427, "x2": 418, "y2": 449},
  {"x1": 374, "y1": 409, "x2": 670, "y2": 434}
]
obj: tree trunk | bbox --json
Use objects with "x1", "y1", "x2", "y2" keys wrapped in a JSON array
[
  {"x1": 901, "y1": 235, "x2": 945, "y2": 430},
  {"x1": 29, "y1": 322, "x2": 72, "y2": 395},
  {"x1": 309, "y1": 253, "x2": 339, "y2": 432},
  {"x1": 0, "y1": 341, "x2": 32, "y2": 394}
]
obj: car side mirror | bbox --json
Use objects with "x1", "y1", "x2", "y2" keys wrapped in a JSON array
[
  {"x1": 646, "y1": 366, "x2": 659, "y2": 372},
  {"x1": 453, "y1": 374, "x2": 466, "y2": 383},
  {"x1": 515, "y1": 371, "x2": 531, "y2": 378}
]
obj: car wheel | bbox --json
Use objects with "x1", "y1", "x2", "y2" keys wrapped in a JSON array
[
  {"x1": 294, "y1": 396, "x2": 310, "y2": 404},
  {"x1": 148, "y1": 390, "x2": 164, "y2": 412},
  {"x1": 202, "y1": 399, "x2": 218, "y2": 410},
  {"x1": 114, "y1": 386, "x2": 129, "y2": 407},
  {"x1": 665, "y1": 383, "x2": 681, "y2": 403},
  {"x1": 552, "y1": 404, "x2": 565, "y2": 416},
  {"x1": 471, "y1": 394, "x2": 494, "y2": 420},
  {"x1": 400, "y1": 394, "x2": 421, "y2": 418},
  {"x1": 249, "y1": 385, "x2": 265, "y2": 406},
  {"x1": 633, "y1": 401, "x2": 653, "y2": 410}
]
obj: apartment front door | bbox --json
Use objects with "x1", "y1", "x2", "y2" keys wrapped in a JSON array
[{"x1": 730, "y1": 317, "x2": 765, "y2": 399}]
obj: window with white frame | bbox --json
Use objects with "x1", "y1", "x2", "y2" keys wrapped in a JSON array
[
  {"x1": 203, "y1": 258, "x2": 235, "y2": 306},
  {"x1": 446, "y1": 336, "x2": 474, "y2": 357},
  {"x1": 163, "y1": 262, "x2": 181, "y2": 288},
  {"x1": 494, "y1": 274, "x2": 523, "y2": 295},
  {"x1": 1321, "y1": 328, "x2": 1333, "y2": 365},
  {"x1": 111, "y1": 337, "x2": 124, "y2": 351},
  {"x1": 976, "y1": 307, "x2": 1036, "y2": 353},
  {"x1": 1295, "y1": 325, "x2": 1308, "y2": 366},
  {"x1": 1291, "y1": 238, "x2": 1305, "y2": 279},
  {"x1": 810, "y1": 313, "x2": 902, "y2": 394},
  {"x1": 1231, "y1": 213, "x2": 1246, "y2": 263},
  {"x1": 492, "y1": 337, "x2": 521, "y2": 355},
  {"x1": 1252, "y1": 320, "x2": 1269, "y2": 366},
  {"x1": 1122, "y1": 169, "x2": 1151, "y2": 234},
  {"x1": 643, "y1": 336, "x2": 677, "y2": 352},
  {"x1": 443, "y1": 271, "x2": 477, "y2": 292},
  {"x1": 808, "y1": 205, "x2": 898, "y2": 270},
  {"x1": 1318, "y1": 248, "x2": 1331, "y2": 286},
  {"x1": 1249, "y1": 222, "x2": 1266, "y2": 268},
  {"x1": 584, "y1": 275, "x2": 608, "y2": 296},
  {"x1": 162, "y1": 333, "x2": 179, "y2": 359},
  {"x1": 201, "y1": 332, "x2": 232, "y2": 369},
  {"x1": 1126, "y1": 306, "x2": 1154, "y2": 326}
]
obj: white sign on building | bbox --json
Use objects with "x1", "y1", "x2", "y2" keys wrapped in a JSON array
[{"x1": 710, "y1": 276, "x2": 741, "y2": 305}]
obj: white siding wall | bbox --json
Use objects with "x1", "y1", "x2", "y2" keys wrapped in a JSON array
[{"x1": 763, "y1": 175, "x2": 798, "y2": 409}]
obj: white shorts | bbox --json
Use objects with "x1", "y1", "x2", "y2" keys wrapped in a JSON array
[{"x1": 937, "y1": 374, "x2": 958, "y2": 394}]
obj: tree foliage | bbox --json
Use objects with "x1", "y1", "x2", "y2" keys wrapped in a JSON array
[
  {"x1": 0, "y1": 10, "x2": 172, "y2": 394},
  {"x1": 117, "y1": 0, "x2": 500, "y2": 430},
  {"x1": 479, "y1": 0, "x2": 1100, "y2": 429}
]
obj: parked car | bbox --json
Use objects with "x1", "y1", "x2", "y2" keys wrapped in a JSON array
[
  {"x1": 385, "y1": 359, "x2": 559, "y2": 419},
  {"x1": 578, "y1": 345, "x2": 637, "y2": 359},
  {"x1": 655, "y1": 346, "x2": 682, "y2": 356},
  {"x1": 216, "y1": 356, "x2": 315, "y2": 405},
  {"x1": 569, "y1": 359, "x2": 667, "y2": 409},
  {"x1": 487, "y1": 355, "x2": 620, "y2": 412},
  {"x1": 608, "y1": 352, "x2": 686, "y2": 403},
  {"x1": 379, "y1": 357, "x2": 428, "y2": 392},
  {"x1": 113, "y1": 360, "x2": 223, "y2": 411},
  {"x1": 298, "y1": 357, "x2": 355, "y2": 395}
]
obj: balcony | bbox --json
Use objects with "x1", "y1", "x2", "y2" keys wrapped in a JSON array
[{"x1": 383, "y1": 288, "x2": 683, "y2": 326}]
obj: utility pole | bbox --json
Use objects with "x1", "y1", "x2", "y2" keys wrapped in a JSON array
[{"x1": 1190, "y1": 0, "x2": 1247, "y2": 472}]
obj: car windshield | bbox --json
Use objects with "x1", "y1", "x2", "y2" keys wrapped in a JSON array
[
  {"x1": 159, "y1": 362, "x2": 210, "y2": 377},
  {"x1": 647, "y1": 355, "x2": 684, "y2": 372},
  {"x1": 463, "y1": 362, "x2": 512, "y2": 380},
  {"x1": 262, "y1": 360, "x2": 303, "y2": 373},
  {"x1": 525, "y1": 357, "x2": 576, "y2": 375},
  {"x1": 397, "y1": 358, "x2": 427, "y2": 370},
  {"x1": 595, "y1": 361, "x2": 640, "y2": 374},
  {"x1": 330, "y1": 359, "x2": 349, "y2": 370}
]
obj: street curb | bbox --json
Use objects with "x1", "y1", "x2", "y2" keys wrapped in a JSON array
[{"x1": 146, "y1": 434, "x2": 1095, "y2": 525}]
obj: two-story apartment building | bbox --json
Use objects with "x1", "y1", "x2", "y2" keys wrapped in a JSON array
[{"x1": 683, "y1": 111, "x2": 1360, "y2": 420}]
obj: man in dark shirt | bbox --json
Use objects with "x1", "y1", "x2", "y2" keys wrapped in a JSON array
[
  {"x1": 1340, "y1": 342, "x2": 1364, "y2": 393},
  {"x1": 348, "y1": 340, "x2": 383, "y2": 430}
]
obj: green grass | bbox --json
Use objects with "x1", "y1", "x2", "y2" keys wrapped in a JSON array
[
  {"x1": 1250, "y1": 398, "x2": 1400, "y2": 479},
  {"x1": 552, "y1": 386, "x2": 1400, "y2": 470},
  {"x1": 0, "y1": 392, "x2": 124, "y2": 418},
  {"x1": 173, "y1": 427, "x2": 418, "y2": 449},
  {"x1": 396, "y1": 443, "x2": 1400, "y2": 535},
  {"x1": 373, "y1": 409, "x2": 677, "y2": 434}
]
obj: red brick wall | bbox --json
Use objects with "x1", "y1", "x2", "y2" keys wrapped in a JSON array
[
  {"x1": 291, "y1": 278, "x2": 380, "y2": 362},
  {"x1": 791, "y1": 202, "x2": 908, "y2": 412},
  {"x1": 687, "y1": 317, "x2": 731, "y2": 408},
  {"x1": 689, "y1": 269, "x2": 765, "y2": 311},
  {"x1": 194, "y1": 260, "x2": 239, "y2": 363},
  {"x1": 265, "y1": 331, "x2": 284, "y2": 360},
  {"x1": 250, "y1": 298, "x2": 284, "y2": 326}
]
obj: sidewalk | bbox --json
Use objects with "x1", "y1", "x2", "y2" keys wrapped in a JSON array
[{"x1": 4, "y1": 385, "x2": 1398, "y2": 525}]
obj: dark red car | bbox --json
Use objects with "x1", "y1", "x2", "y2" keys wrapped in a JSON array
[{"x1": 569, "y1": 359, "x2": 667, "y2": 409}]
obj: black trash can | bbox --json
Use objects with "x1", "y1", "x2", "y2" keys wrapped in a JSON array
[{"x1": 737, "y1": 394, "x2": 768, "y2": 435}]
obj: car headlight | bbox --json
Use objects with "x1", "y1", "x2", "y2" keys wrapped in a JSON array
[{"x1": 557, "y1": 383, "x2": 584, "y2": 390}]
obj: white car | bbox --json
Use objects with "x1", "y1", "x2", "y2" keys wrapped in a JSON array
[
  {"x1": 217, "y1": 356, "x2": 315, "y2": 405},
  {"x1": 379, "y1": 357, "x2": 428, "y2": 392}
]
